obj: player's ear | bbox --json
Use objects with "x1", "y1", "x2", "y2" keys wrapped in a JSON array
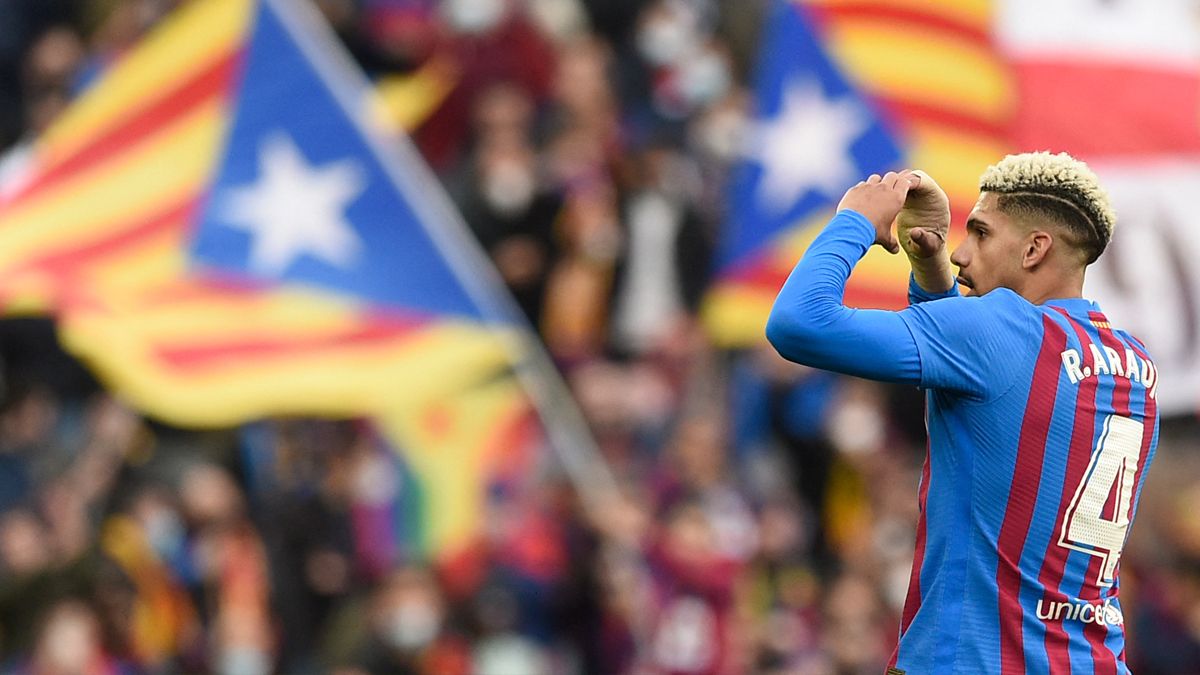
[{"x1": 1022, "y1": 230, "x2": 1053, "y2": 269}]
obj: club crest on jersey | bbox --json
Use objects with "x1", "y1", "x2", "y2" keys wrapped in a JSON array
[{"x1": 1060, "y1": 342, "x2": 1157, "y2": 398}]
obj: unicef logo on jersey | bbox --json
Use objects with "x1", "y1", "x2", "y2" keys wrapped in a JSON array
[{"x1": 1035, "y1": 597, "x2": 1125, "y2": 627}]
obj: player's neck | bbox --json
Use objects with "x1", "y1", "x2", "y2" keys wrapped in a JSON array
[{"x1": 1018, "y1": 268, "x2": 1086, "y2": 306}]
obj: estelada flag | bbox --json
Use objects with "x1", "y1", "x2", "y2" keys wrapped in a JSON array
[
  {"x1": 703, "y1": 0, "x2": 1012, "y2": 347},
  {"x1": 0, "y1": 0, "x2": 522, "y2": 425}
]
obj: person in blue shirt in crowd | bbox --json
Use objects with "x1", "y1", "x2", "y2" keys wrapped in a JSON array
[{"x1": 766, "y1": 153, "x2": 1159, "y2": 674}]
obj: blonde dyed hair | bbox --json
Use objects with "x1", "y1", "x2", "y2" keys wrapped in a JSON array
[{"x1": 978, "y1": 151, "x2": 1115, "y2": 263}]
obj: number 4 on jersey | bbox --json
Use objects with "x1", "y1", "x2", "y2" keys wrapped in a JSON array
[{"x1": 1058, "y1": 414, "x2": 1144, "y2": 586}]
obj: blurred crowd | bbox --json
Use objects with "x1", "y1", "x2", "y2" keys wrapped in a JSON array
[{"x1": 1, "y1": 0, "x2": 1199, "y2": 674}]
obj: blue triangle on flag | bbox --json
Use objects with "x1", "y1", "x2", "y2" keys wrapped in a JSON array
[
  {"x1": 718, "y1": 0, "x2": 903, "y2": 270},
  {"x1": 188, "y1": 0, "x2": 489, "y2": 321}
]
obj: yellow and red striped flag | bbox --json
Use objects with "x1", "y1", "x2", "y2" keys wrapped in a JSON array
[
  {"x1": 0, "y1": 0, "x2": 520, "y2": 425},
  {"x1": 0, "y1": 0, "x2": 595, "y2": 559}
]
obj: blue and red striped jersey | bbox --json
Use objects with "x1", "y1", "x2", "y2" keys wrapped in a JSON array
[
  {"x1": 766, "y1": 211, "x2": 1161, "y2": 674},
  {"x1": 896, "y1": 285, "x2": 1159, "y2": 674}
]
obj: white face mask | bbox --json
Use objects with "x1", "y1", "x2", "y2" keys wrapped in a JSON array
[
  {"x1": 383, "y1": 602, "x2": 442, "y2": 650},
  {"x1": 442, "y1": 0, "x2": 507, "y2": 34},
  {"x1": 677, "y1": 49, "x2": 731, "y2": 108},
  {"x1": 636, "y1": 12, "x2": 696, "y2": 66},
  {"x1": 482, "y1": 162, "x2": 537, "y2": 216},
  {"x1": 42, "y1": 612, "x2": 93, "y2": 670},
  {"x1": 217, "y1": 647, "x2": 271, "y2": 675}
]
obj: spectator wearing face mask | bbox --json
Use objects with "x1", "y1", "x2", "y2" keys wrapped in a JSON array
[
  {"x1": 609, "y1": 141, "x2": 713, "y2": 359},
  {"x1": 451, "y1": 98, "x2": 565, "y2": 328},
  {"x1": 405, "y1": 0, "x2": 557, "y2": 172},
  {"x1": 343, "y1": 564, "x2": 471, "y2": 675},
  {"x1": 15, "y1": 598, "x2": 130, "y2": 675},
  {"x1": 618, "y1": 0, "x2": 733, "y2": 142}
]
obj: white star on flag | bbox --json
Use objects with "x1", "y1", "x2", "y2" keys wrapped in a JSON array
[
  {"x1": 222, "y1": 132, "x2": 366, "y2": 276},
  {"x1": 744, "y1": 80, "x2": 870, "y2": 214}
]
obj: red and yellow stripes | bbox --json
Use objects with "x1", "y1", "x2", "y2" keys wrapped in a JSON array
[
  {"x1": 0, "y1": 0, "x2": 253, "y2": 312},
  {"x1": 0, "y1": 0, "x2": 527, "y2": 437},
  {"x1": 36, "y1": 0, "x2": 250, "y2": 162},
  {"x1": 807, "y1": 0, "x2": 1013, "y2": 216},
  {"x1": 0, "y1": 0, "x2": 541, "y2": 565},
  {"x1": 58, "y1": 279, "x2": 516, "y2": 427}
]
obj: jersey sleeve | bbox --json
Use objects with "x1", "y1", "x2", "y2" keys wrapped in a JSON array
[
  {"x1": 908, "y1": 273, "x2": 960, "y2": 305},
  {"x1": 897, "y1": 288, "x2": 1041, "y2": 398},
  {"x1": 766, "y1": 210, "x2": 924, "y2": 386},
  {"x1": 765, "y1": 210, "x2": 1040, "y2": 399}
]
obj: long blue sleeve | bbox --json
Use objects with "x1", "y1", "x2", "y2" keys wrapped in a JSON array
[
  {"x1": 767, "y1": 210, "x2": 1044, "y2": 399},
  {"x1": 765, "y1": 210, "x2": 923, "y2": 385},
  {"x1": 908, "y1": 273, "x2": 960, "y2": 305}
]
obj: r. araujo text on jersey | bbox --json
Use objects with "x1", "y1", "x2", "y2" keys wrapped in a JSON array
[{"x1": 1060, "y1": 341, "x2": 1157, "y2": 394}]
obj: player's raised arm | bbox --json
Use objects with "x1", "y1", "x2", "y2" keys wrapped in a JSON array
[
  {"x1": 765, "y1": 170, "x2": 1033, "y2": 399},
  {"x1": 765, "y1": 171, "x2": 926, "y2": 385}
]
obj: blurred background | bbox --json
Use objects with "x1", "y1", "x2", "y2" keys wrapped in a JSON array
[{"x1": 0, "y1": 0, "x2": 1198, "y2": 674}]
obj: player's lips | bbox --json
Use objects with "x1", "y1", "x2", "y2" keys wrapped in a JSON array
[{"x1": 956, "y1": 275, "x2": 974, "y2": 290}]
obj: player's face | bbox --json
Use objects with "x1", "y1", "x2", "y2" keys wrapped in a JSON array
[{"x1": 950, "y1": 192, "x2": 1026, "y2": 297}]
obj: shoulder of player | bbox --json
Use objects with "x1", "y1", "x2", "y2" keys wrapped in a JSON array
[
  {"x1": 901, "y1": 287, "x2": 1041, "y2": 350},
  {"x1": 1113, "y1": 326, "x2": 1152, "y2": 353},
  {"x1": 978, "y1": 287, "x2": 1066, "y2": 329},
  {"x1": 904, "y1": 286, "x2": 1028, "y2": 319},
  {"x1": 964, "y1": 287, "x2": 1044, "y2": 329},
  {"x1": 1114, "y1": 328, "x2": 1154, "y2": 360},
  {"x1": 977, "y1": 286, "x2": 1027, "y2": 306}
]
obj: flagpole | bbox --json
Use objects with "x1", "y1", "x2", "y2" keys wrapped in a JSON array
[{"x1": 268, "y1": 0, "x2": 624, "y2": 524}]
